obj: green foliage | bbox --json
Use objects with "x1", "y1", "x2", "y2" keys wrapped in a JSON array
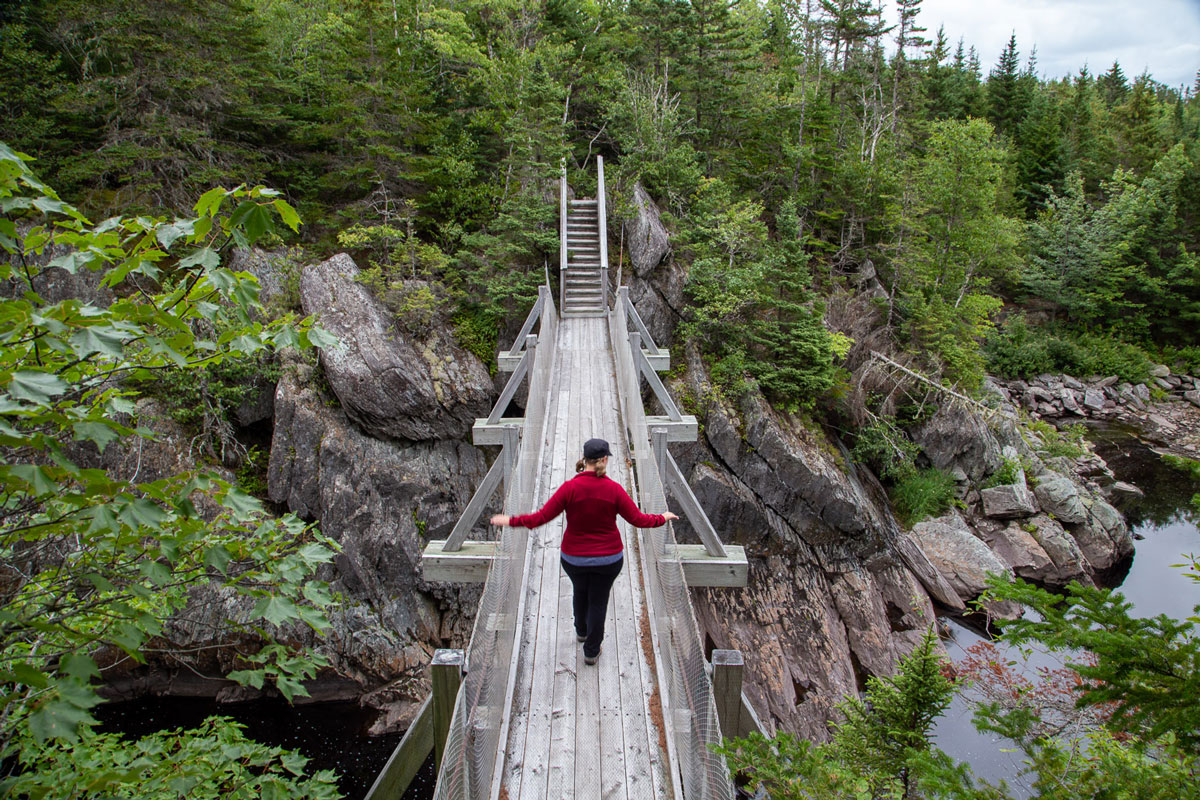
[
  {"x1": 892, "y1": 468, "x2": 959, "y2": 524},
  {"x1": 452, "y1": 308, "x2": 500, "y2": 369},
  {"x1": 892, "y1": 118, "x2": 1017, "y2": 388},
  {"x1": 682, "y1": 184, "x2": 842, "y2": 408},
  {"x1": 985, "y1": 316, "x2": 1153, "y2": 383},
  {"x1": 1026, "y1": 419, "x2": 1089, "y2": 459},
  {"x1": 0, "y1": 145, "x2": 338, "y2": 794},
  {"x1": 718, "y1": 629, "x2": 954, "y2": 799},
  {"x1": 852, "y1": 416, "x2": 921, "y2": 481},
  {"x1": 4, "y1": 716, "x2": 341, "y2": 799},
  {"x1": 982, "y1": 456, "x2": 1021, "y2": 489},
  {"x1": 982, "y1": 574, "x2": 1200, "y2": 750}
]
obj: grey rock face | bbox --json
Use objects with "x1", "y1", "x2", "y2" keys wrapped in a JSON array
[
  {"x1": 1032, "y1": 476, "x2": 1088, "y2": 525},
  {"x1": 269, "y1": 360, "x2": 485, "y2": 691},
  {"x1": 1150, "y1": 364, "x2": 1171, "y2": 378},
  {"x1": 627, "y1": 183, "x2": 671, "y2": 277},
  {"x1": 1185, "y1": 390, "x2": 1200, "y2": 408},
  {"x1": 228, "y1": 247, "x2": 293, "y2": 309},
  {"x1": 911, "y1": 402, "x2": 1002, "y2": 482},
  {"x1": 980, "y1": 482, "x2": 1039, "y2": 518},
  {"x1": 677, "y1": 349, "x2": 939, "y2": 739},
  {"x1": 910, "y1": 512, "x2": 1012, "y2": 601},
  {"x1": 300, "y1": 254, "x2": 493, "y2": 441}
]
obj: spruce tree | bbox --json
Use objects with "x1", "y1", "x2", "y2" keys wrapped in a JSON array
[
  {"x1": 987, "y1": 33, "x2": 1026, "y2": 137},
  {"x1": 1098, "y1": 60, "x2": 1129, "y2": 106}
]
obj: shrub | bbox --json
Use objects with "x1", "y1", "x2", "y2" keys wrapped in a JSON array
[
  {"x1": 452, "y1": 308, "x2": 499, "y2": 370},
  {"x1": 985, "y1": 318, "x2": 1153, "y2": 383},
  {"x1": 892, "y1": 468, "x2": 958, "y2": 524}
]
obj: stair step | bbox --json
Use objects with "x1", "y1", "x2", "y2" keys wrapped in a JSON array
[{"x1": 570, "y1": 198, "x2": 597, "y2": 205}]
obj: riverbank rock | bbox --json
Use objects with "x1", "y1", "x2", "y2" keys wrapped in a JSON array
[
  {"x1": 910, "y1": 512, "x2": 1014, "y2": 608},
  {"x1": 1032, "y1": 475, "x2": 1088, "y2": 524},
  {"x1": 1070, "y1": 497, "x2": 1133, "y2": 570},
  {"x1": 912, "y1": 402, "x2": 1002, "y2": 482},
  {"x1": 999, "y1": 372, "x2": 1200, "y2": 460},
  {"x1": 980, "y1": 482, "x2": 1039, "y2": 519},
  {"x1": 300, "y1": 253, "x2": 493, "y2": 442}
]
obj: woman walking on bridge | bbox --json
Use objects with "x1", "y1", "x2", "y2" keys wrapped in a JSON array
[{"x1": 491, "y1": 438, "x2": 676, "y2": 665}]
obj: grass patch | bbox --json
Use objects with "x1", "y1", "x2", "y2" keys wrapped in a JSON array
[{"x1": 892, "y1": 468, "x2": 959, "y2": 525}]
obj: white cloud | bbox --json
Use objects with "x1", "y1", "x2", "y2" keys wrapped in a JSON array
[{"x1": 896, "y1": 0, "x2": 1200, "y2": 88}]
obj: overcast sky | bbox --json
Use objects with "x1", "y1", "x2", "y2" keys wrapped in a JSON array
[{"x1": 894, "y1": 0, "x2": 1200, "y2": 89}]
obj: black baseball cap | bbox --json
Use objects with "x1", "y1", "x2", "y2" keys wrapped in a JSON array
[{"x1": 583, "y1": 438, "x2": 612, "y2": 459}]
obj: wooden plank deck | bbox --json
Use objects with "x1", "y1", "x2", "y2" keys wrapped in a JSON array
[{"x1": 503, "y1": 316, "x2": 669, "y2": 800}]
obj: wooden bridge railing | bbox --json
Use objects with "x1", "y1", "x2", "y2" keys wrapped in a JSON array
[{"x1": 610, "y1": 287, "x2": 740, "y2": 800}]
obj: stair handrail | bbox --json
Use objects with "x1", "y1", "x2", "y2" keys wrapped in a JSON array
[
  {"x1": 559, "y1": 161, "x2": 569, "y2": 310},
  {"x1": 597, "y1": 155, "x2": 609, "y2": 307}
]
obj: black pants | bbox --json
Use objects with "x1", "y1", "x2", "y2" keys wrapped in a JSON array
[{"x1": 560, "y1": 556, "x2": 623, "y2": 658}]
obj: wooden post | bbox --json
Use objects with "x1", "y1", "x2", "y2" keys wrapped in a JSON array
[
  {"x1": 711, "y1": 649, "x2": 744, "y2": 740},
  {"x1": 501, "y1": 424, "x2": 521, "y2": 504},
  {"x1": 432, "y1": 649, "x2": 464, "y2": 769}
]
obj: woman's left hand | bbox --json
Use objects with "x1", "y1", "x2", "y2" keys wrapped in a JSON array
[
  {"x1": 663, "y1": 511, "x2": 679, "y2": 521},
  {"x1": 490, "y1": 514, "x2": 511, "y2": 527}
]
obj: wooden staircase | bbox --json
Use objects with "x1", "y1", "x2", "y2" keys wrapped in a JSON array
[{"x1": 562, "y1": 197, "x2": 605, "y2": 316}]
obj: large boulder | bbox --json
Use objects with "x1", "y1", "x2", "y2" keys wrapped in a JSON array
[
  {"x1": 910, "y1": 512, "x2": 1012, "y2": 602},
  {"x1": 1070, "y1": 498, "x2": 1134, "y2": 571},
  {"x1": 911, "y1": 402, "x2": 1002, "y2": 482},
  {"x1": 1032, "y1": 475, "x2": 1087, "y2": 525},
  {"x1": 627, "y1": 183, "x2": 671, "y2": 277},
  {"x1": 299, "y1": 254, "x2": 493, "y2": 441},
  {"x1": 980, "y1": 482, "x2": 1039, "y2": 518}
]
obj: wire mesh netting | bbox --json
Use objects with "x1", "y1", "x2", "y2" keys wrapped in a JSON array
[
  {"x1": 610, "y1": 291, "x2": 736, "y2": 800},
  {"x1": 433, "y1": 286, "x2": 559, "y2": 800}
]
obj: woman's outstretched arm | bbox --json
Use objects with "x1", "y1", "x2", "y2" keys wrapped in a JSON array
[{"x1": 491, "y1": 482, "x2": 571, "y2": 528}]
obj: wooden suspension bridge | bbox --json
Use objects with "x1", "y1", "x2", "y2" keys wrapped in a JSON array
[{"x1": 367, "y1": 158, "x2": 754, "y2": 800}]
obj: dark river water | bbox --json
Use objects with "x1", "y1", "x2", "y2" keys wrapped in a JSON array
[
  {"x1": 933, "y1": 425, "x2": 1200, "y2": 794},
  {"x1": 94, "y1": 693, "x2": 434, "y2": 799}
]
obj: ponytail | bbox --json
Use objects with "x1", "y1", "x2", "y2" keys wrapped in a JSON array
[{"x1": 576, "y1": 457, "x2": 608, "y2": 477}]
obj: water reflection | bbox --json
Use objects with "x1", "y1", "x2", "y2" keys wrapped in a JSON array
[{"x1": 934, "y1": 428, "x2": 1200, "y2": 794}]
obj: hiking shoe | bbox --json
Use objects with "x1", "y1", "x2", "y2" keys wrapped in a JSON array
[{"x1": 584, "y1": 646, "x2": 602, "y2": 666}]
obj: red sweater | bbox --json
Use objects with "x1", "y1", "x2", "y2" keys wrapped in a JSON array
[{"x1": 508, "y1": 471, "x2": 666, "y2": 557}]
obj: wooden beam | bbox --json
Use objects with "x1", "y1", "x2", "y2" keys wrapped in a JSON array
[
  {"x1": 643, "y1": 415, "x2": 697, "y2": 442},
  {"x1": 486, "y1": 336, "x2": 534, "y2": 425},
  {"x1": 442, "y1": 454, "x2": 507, "y2": 552},
  {"x1": 711, "y1": 650, "x2": 744, "y2": 741},
  {"x1": 364, "y1": 694, "x2": 433, "y2": 800},
  {"x1": 621, "y1": 288, "x2": 661, "y2": 355},
  {"x1": 421, "y1": 539, "x2": 498, "y2": 582},
  {"x1": 672, "y1": 544, "x2": 748, "y2": 588},
  {"x1": 660, "y1": 447, "x2": 727, "y2": 558},
  {"x1": 643, "y1": 348, "x2": 670, "y2": 371},
  {"x1": 432, "y1": 649, "x2": 464, "y2": 769},
  {"x1": 472, "y1": 418, "x2": 523, "y2": 445},
  {"x1": 631, "y1": 333, "x2": 682, "y2": 421}
]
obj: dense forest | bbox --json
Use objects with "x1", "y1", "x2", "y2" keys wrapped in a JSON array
[{"x1": 2, "y1": 0, "x2": 1199, "y2": 797}]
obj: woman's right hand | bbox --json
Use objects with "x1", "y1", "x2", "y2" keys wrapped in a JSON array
[
  {"x1": 663, "y1": 511, "x2": 679, "y2": 522},
  {"x1": 490, "y1": 514, "x2": 511, "y2": 527}
]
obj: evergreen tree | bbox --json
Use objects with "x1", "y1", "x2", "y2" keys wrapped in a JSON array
[
  {"x1": 1014, "y1": 92, "x2": 1068, "y2": 216},
  {"x1": 987, "y1": 33, "x2": 1027, "y2": 137},
  {"x1": 1098, "y1": 59, "x2": 1129, "y2": 106}
]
